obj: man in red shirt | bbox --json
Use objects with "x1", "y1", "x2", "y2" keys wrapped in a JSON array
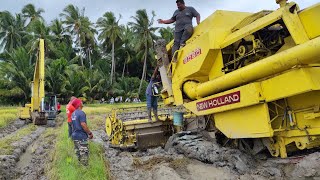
[{"x1": 66, "y1": 96, "x2": 76, "y2": 137}]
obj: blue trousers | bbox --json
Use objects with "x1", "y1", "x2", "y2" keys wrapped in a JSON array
[{"x1": 146, "y1": 94, "x2": 158, "y2": 110}]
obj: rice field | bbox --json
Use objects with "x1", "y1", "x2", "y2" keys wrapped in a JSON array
[{"x1": 0, "y1": 107, "x2": 18, "y2": 128}]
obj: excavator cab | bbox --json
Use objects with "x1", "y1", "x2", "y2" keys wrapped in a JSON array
[{"x1": 42, "y1": 95, "x2": 58, "y2": 120}]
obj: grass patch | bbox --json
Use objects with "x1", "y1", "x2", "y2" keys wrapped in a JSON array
[
  {"x1": 48, "y1": 123, "x2": 109, "y2": 180},
  {"x1": 0, "y1": 124, "x2": 37, "y2": 155},
  {"x1": 0, "y1": 107, "x2": 18, "y2": 128}
]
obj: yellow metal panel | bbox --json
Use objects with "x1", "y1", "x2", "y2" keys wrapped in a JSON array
[
  {"x1": 19, "y1": 105, "x2": 31, "y2": 119},
  {"x1": 261, "y1": 67, "x2": 320, "y2": 102},
  {"x1": 171, "y1": 11, "x2": 252, "y2": 105},
  {"x1": 221, "y1": 8, "x2": 282, "y2": 48},
  {"x1": 208, "y1": 50, "x2": 224, "y2": 80},
  {"x1": 215, "y1": 104, "x2": 273, "y2": 138},
  {"x1": 287, "y1": 91, "x2": 320, "y2": 127},
  {"x1": 183, "y1": 83, "x2": 263, "y2": 116},
  {"x1": 299, "y1": 3, "x2": 320, "y2": 39},
  {"x1": 184, "y1": 36, "x2": 320, "y2": 100},
  {"x1": 282, "y1": 4, "x2": 309, "y2": 44}
]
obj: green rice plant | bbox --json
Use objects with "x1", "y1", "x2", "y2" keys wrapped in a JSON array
[
  {"x1": 0, "y1": 107, "x2": 18, "y2": 128},
  {"x1": 48, "y1": 123, "x2": 109, "y2": 180}
]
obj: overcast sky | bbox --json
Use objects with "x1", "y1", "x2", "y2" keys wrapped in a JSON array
[{"x1": 0, "y1": 0, "x2": 318, "y2": 28}]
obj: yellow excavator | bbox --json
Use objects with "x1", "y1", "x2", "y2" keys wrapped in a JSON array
[
  {"x1": 106, "y1": 0, "x2": 320, "y2": 158},
  {"x1": 19, "y1": 39, "x2": 58, "y2": 125}
]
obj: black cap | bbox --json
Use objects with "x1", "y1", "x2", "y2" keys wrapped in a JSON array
[{"x1": 176, "y1": 0, "x2": 185, "y2": 4}]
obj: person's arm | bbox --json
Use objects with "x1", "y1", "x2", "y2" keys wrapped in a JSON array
[
  {"x1": 196, "y1": 14, "x2": 200, "y2": 25},
  {"x1": 79, "y1": 112, "x2": 93, "y2": 139},
  {"x1": 151, "y1": 67, "x2": 159, "y2": 79},
  {"x1": 81, "y1": 122, "x2": 93, "y2": 139},
  {"x1": 158, "y1": 19, "x2": 175, "y2": 24},
  {"x1": 191, "y1": 7, "x2": 201, "y2": 25}
]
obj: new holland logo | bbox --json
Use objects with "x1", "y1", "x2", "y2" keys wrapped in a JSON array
[
  {"x1": 183, "y1": 48, "x2": 201, "y2": 64},
  {"x1": 196, "y1": 91, "x2": 240, "y2": 111}
]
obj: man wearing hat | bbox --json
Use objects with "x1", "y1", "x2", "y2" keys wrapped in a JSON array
[
  {"x1": 158, "y1": 0, "x2": 200, "y2": 58},
  {"x1": 71, "y1": 98, "x2": 93, "y2": 166}
]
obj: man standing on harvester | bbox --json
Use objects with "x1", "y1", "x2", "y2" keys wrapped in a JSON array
[{"x1": 158, "y1": 0, "x2": 200, "y2": 57}]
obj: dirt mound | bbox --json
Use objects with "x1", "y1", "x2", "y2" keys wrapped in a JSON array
[
  {"x1": 0, "y1": 119, "x2": 26, "y2": 138},
  {"x1": 290, "y1": 152, "x2": 320, "y2": 179},
  {"x1": 165, "y1": 131, "x2": 257, "y2": 175}
]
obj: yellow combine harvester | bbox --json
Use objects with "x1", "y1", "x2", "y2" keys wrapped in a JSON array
[{"x1": 106, "y1": 0, "x2": 320, "y2": 158}]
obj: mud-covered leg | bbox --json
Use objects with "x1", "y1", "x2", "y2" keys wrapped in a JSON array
[
  {"x1": 78, "y1": 139, "x2": 89, "y2": 166},
  {"x1": 74, "y1": 140, "x2": 80, "y2": 161}
]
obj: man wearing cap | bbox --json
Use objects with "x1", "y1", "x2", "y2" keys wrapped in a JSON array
[
  {"x1": 71, "y1": 99, "x2": 93, "y2": 166},
  {"x1": 66, "y1": 96, "x2": 76, "y2": 137},
  {"x1": 158, "y1": 0, "x2": 200, "y2": 58}
]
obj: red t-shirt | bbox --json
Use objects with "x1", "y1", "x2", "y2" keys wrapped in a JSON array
[{"x1": 66, "y1": 103, "x2": 76, "y2": 123}]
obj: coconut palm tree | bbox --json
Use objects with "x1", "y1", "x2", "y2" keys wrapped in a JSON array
[
  {"x1": 96, "y1": 12, "x2": 122, "y2": 84},
  {"x1": 159, "y1": 26, "x2": 174, "y2": 43},
  {"x1": 0, "y1": 47, "x2": 34, "y2": 101},
  {"x1": 22, "y1": 4, "x2": 44, "y2": 25},
  {"x1": 46, "y1": 57, "x2": 70, "y2": 95},
  {"x1": 79, "y1": 18, "x2": 97, "y2": 69},
  {"x1": 50, "y1": 18, "x2": 70, "y2": 44},
  {"x1": 24, "y1": 19, "x2": 56, "y2": 66},
  {"x1": 60, "y1": 4, "x2": 94, "y2": 67},
  {"x1": 0, "y1": 12, "x2": 26, "y2": 52},
  {"x1": 129, "y1": 9, "x2": 158, "y2": 94},
  {"x1": 119, "y1": 26, "x2": 135, "y2": 78}
]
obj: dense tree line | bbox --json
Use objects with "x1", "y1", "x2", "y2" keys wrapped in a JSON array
[{"x1": 0, "y1": 4, "x2": 174, "y2": 105}]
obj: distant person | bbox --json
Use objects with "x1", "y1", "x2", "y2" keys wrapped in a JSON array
[
  {"x1": 110, "y1": 97, "x2": 114, "y2": 104},
  {"x1": 100, "y1": 97, "x2": 105, "y2": 104},
  {"x1": 57, "y1": 102, "x2": 61, "y2": 114},
  {"x1": 146, "y1": 67, "x2": 160, "y2": 122},
  {"x1": 66, "y1": 96, "x2": 76, "y2": 137},
  {"x1": 71, "y1": 98, "x2": 93, "y2": 166},
  {"x1": 125, "y1": 97, "x2": 131, "y2": 103},
  {"x1": 158, "y1": 0, "x2": 200, "y2": 57}
]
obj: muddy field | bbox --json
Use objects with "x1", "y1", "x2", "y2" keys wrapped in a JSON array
[
  {"x1": 2, "y1": 113, "x2": 320, "y2": 180},
  {"x1": 93, "y1": 129, "x2": 320, "y2": 180},
  {"x1": 0, "y1": 117, "x2": 62, "y2": 180}
]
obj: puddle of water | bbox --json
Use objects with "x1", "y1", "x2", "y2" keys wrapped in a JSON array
[{"x1": 16, "y1": 141, "x2": 38, "y2": 170}]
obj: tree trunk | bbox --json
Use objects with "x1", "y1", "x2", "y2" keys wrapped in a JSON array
[
  {"x1": 88, "y1": 48, "x2": 92, "y2": 69},
  {"x1": 138, "y1": 44, "x2": 148, "y2": 95},
  {"x1": 110, "y1": 42, "x2": 115, "y2": 84},
  {"x1": 122, "y1": 58, "x2": 126, "y2": 78},
  {"x1": 78, "y1": 33, "x2": 83, "y2": 66}
]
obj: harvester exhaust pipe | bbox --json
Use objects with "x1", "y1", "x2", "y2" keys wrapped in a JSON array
[{"x1": 183, "y1": 36, "x2": 320, "y2": 100}]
